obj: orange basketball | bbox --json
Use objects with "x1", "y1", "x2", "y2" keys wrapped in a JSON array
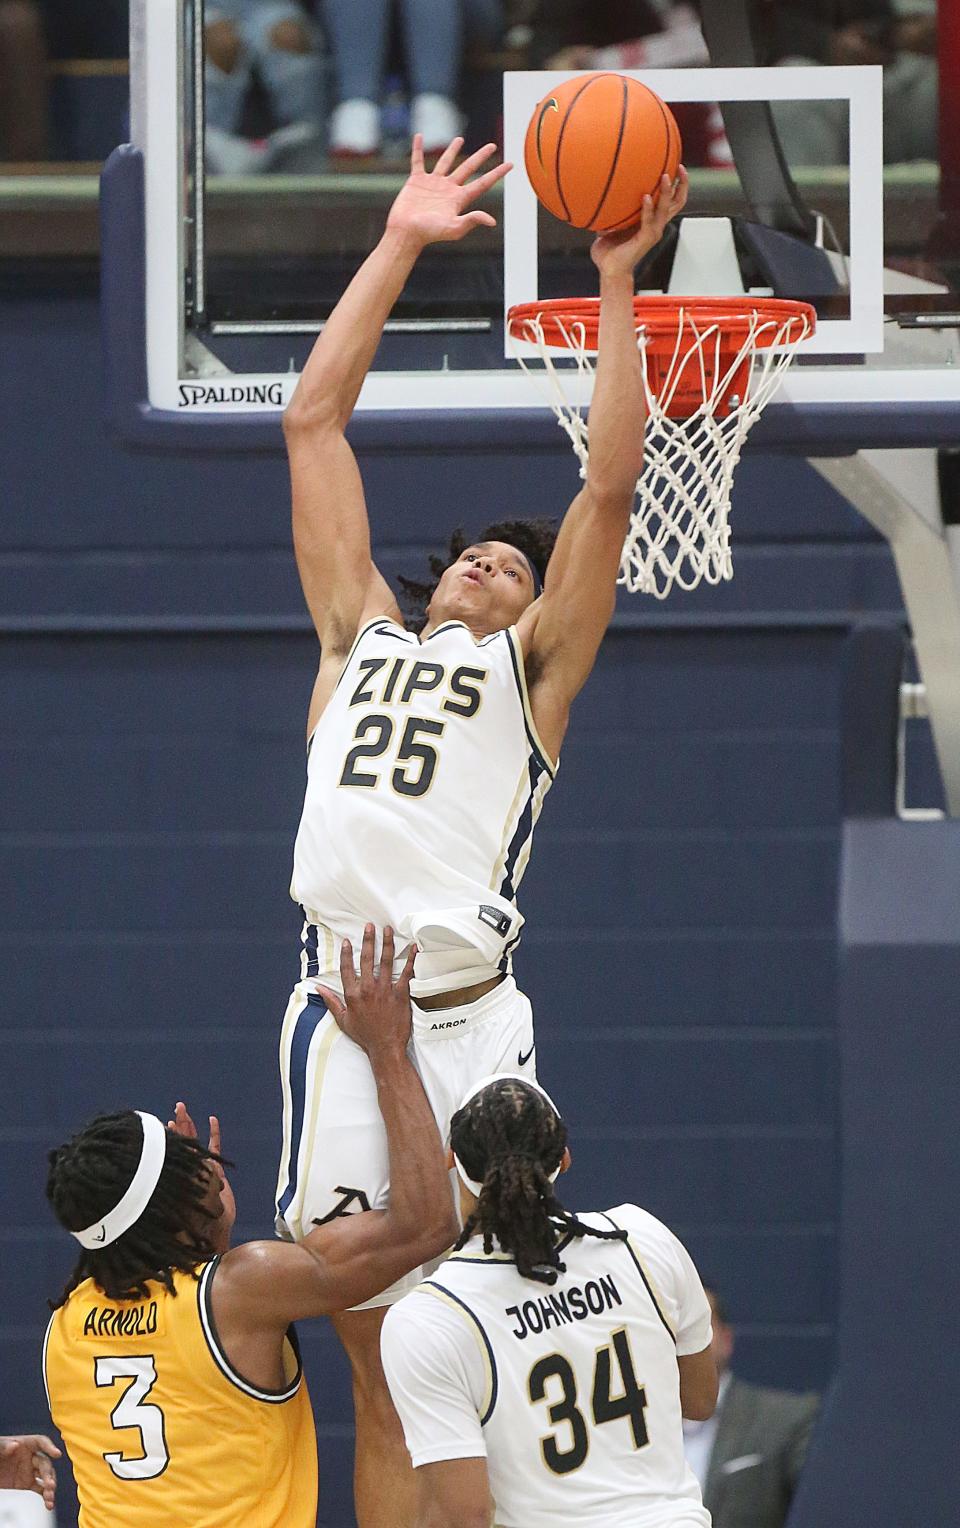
[{"x1": 524, "y1": 72, "x2": 682, "y2": 234}]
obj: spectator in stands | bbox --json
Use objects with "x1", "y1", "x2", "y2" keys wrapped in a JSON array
[
  {"x1": 530, "y1": 0, "x2": 699, "y2": 69},
  {"x1": 682, "y1": 1287, "x2": 819, "y2": 1528},
  {"x1": 0, "y1": 0, "x2": 47, "y2": 160},
  {"x1": 0, "y1": 1434, "x2": 60, "y2": 1511},
  {"x1": 325, "y1": 0, "x2": 503, "y2": 159},
  {"x1": 528, "y1": 1, "x2": 730, "y2": 167},
  {"x1": 205, "y1": 0, "x2": 325, "y2": 174},
  {"x1": 755, "y1": 0, "x2": 938, "y2": 163}
]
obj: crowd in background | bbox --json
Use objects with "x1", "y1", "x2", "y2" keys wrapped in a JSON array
[{"x1": 0, "y1": 0, "x2": 943, "y2": 170}]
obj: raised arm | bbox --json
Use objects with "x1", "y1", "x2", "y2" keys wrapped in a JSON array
[
  {"x1": 282, "y1": 231, "x2": 415, "y2": 659},
  {"x1": 519, "y1": 172, "x2": 688, "y2": 760},
  {"x1": 283, "y1": 137, "x2": 511, "y2": 728},
  {"x1": 214, "y1": 926, "x2": 459, "y2": 1335}
]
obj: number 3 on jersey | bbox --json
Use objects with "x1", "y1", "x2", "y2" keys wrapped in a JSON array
[
  {"x1": 528, "y1": 1328, "x2": 649, "y2": 1476},
  {"x1": 340, "y1": 714, "x2": 445, "y2": 798},
  {"x1": 95, "y1": 1356, "x2": 169, "y2": 1480}
]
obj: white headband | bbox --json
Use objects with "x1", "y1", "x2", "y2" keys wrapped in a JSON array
[
  {"x1": 452, "y1": 1073, "x2": 564, "y2": 1196},
  {"x1": 71, "y1": 1112, "x2": 168, "y2": 1250}
]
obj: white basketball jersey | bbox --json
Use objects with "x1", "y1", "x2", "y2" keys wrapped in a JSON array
[
  {"x1": 381, "y1": 1205, "x2": 712, "y2": 1528},
  {"x1": 290, "y1": 618, "x2": 556, "y2": 986}
]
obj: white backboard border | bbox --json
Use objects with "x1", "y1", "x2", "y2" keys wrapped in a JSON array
[
  {"x1": 504, "y1": 66, "x2": 885, "y2": 361},
  {"x1": 127, "y1": 6, "x2": 960, "y2": 421}
]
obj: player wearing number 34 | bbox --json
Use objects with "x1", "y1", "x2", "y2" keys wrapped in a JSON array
[
  {"x1": 41, "y1": 929, "x2": 457, "y2": 1528},
  {"x1": 278, "y1": 132, "x2": 687, "y2": 1525},
  {"x1": 381, "y1": 1074, "x2": 718, "y2": 1527}
]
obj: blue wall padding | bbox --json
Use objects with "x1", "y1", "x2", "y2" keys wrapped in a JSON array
[{"x1": 789, "y1": 818, "x2": 960, "y2": 1528}]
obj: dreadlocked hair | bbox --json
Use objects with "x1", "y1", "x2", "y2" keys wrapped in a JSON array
[
  {"x1": 397, "y1": 518, "x2": 558, "y2": 633},
  {"x1": 46, "y1": 1111, "x2": 227, "y2": 1310},
  {"x1": 450, "y1": 1079, "x2": 627, "y2": 1285}
]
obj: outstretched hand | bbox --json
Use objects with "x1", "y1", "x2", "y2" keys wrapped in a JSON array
[
  {"x1": 318, "y1": 924, "x2": 417, "y2": 1060},
  {"x1": 386, "y1": 135, "x2": 512, "y2": 249},
  {"x1": 591, "y1": 166, "x2": 689, "y2": 278},
  {"x1": 167, "y1": 1101, "x2": 237, "y2": 1250}
]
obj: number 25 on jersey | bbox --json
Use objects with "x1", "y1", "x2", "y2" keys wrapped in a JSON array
[{"x1": 340, "y1": 714, "x2": 445, "y2": 798}]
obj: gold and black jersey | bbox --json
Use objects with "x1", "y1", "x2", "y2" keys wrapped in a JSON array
[{"x1": 43, "y1": 1258, "x2": 317, "y2": 1527}]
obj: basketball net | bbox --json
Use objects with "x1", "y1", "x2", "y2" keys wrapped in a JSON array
[{"x1": 508, "y1": 297, "x2": 815, "y2": 600}]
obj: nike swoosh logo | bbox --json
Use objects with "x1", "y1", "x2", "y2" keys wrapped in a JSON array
[
  {"x1": 91, "y1": 1226, "x2": 106, "y2": 1243},
  {"x1": 517, "y1": 1043, "x2": 535, "y2": 1068},
  {"x1": 535, "y1": 98, "x2": 559, "y2": 167}
]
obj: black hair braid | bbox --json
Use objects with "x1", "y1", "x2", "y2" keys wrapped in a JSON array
[
  {"x1": 46, "y1": 1111, "x2": 227, "y2": 1309},
  {"x1": 450, "y1": 1080, "x2": 627, "y2": 1285},
  {"x1": 397, "y1": 518, "x2": 558, "y2": 632}
]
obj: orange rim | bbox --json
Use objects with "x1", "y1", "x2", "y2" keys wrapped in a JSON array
[{"x1": 507, "y1": 295, "x2": 817, "y2": 354}]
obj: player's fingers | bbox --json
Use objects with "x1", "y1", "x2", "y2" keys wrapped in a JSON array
[
  {"x1": 359, "y1": 921, "x2": 376, "y2": 985},
  {"x1": 410, "y1": 133, "x2": 425, "y2": 175},
  {"x1": 30, "y1": 1438, "x2": 61, "y2": 1461},
  {"x1": 453, "y1": 211, "x2": 497, "y2": 237},
  {"x1": 432, "y1": 135, "x2": 464, "y2": 177},
  {"x1": 316, "y1": 983, "x2": 346, "y2": 1022},
  {"x1": 380, "y1": 924, "x2": 395, "y2": 984},
  {"x1": 633, "y1": 192, "x2": 654, "y2": 236},
  {"x1": 450, "y1": 141, "x2": 497, "y2": 185},
  {"x1": 659, "y1": 171, "x2": 678, "y2": 208},
  {"x1": 338, "y1": 935, "x2": 355, "y2": 993},
  {"x1": 659, "y1": 167, "x2": 683, "y2": 212},
  {"x1": 650, "y1": 175, "x2": 674, "y2": 229},
  {"x1": 398, "y1": 943, "x2": 418, "y2": 990},
  {"x1": 207, "y1": 1115, "x2": 222, "y2": 1158},
  {"x1": 174, "y1": 1102, "x2": 197, "y2": 1138},
  {"x1": 461, "y1": 161, "x2": 512, "y2": 203}
]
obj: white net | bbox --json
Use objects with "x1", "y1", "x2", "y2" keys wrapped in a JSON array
[{"x1": 509, "y1": 302, "x2": 813, "y2": 599}]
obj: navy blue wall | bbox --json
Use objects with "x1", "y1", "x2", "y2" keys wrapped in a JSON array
[{"x1": 0, "y1": 291, "x2": 906, "y2": 1526}]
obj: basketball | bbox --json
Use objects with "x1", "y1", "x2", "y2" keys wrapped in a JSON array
[{"x1": 524, "y1": 72, "x2": 682, "y2": 233}]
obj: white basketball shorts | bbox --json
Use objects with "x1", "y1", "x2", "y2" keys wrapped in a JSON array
[{"x1": 274, "y1": 974, "x2": 537, "y2": 1307}]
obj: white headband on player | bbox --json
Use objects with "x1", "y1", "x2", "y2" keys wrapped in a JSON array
[
  {"x1": 452, "y1": 1073, "x2": 564, "y2": 1197},
  {"x1": 71, "y1": 1111, "x2": 168, "y2": 1250}
]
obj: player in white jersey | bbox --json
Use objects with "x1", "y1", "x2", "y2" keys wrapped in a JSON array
[
  {"x1": 381, "y1": 1075, "x2": 718, "y2": 1528},
  {"x1": 276, "y1": 131, "x2": 688, "y2": 1524}
]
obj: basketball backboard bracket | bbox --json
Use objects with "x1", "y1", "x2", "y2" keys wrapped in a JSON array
[{"x1": 810, "y1": 450, "x2": 960, "y2": 815}]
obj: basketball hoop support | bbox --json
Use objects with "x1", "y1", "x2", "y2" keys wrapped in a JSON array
[{"x1": 809, "y1": 451, "x2": 960, "y2": 816}]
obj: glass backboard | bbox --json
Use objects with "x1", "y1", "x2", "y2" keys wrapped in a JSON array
[{"x1": 114, "y1": 0, "x2": 960, "y2": 445}]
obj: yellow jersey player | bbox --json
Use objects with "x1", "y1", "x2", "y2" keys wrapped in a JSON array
[
  {"x1": 381, "y1": 1075, "x2": 718, "y2": 1528},
  {"x1": 43, "y1": 927, "x2": 457, "y2": 1528},
  {"x1": 278, "y1": 131, "x2": 688, "y2": 1525}
]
